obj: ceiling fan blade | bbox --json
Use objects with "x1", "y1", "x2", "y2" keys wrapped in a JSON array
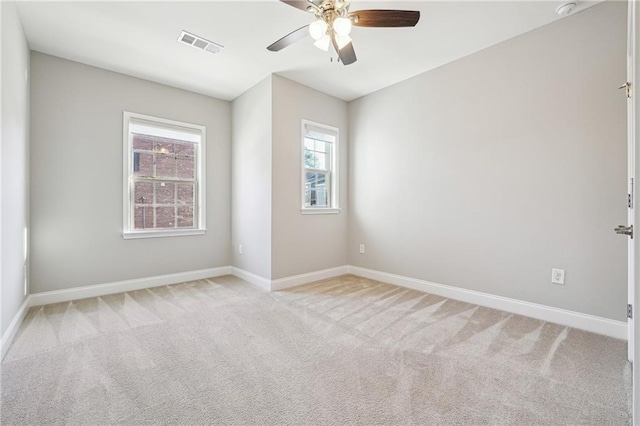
[
  {"x1": 339, "y1": 42, "x2": 357, "y2": 66},
  {"x1": 267, "y1": 25, "x2": 309, "y2": 52},
  {"x1": 348, "y1": 10, "x2": 420, "y2": 27},
  {"x1": 279, "y1": 0, "x2": 317, "y2": 13},
  {"x1": 331, "y1": 33, "x2": 357, "y2": 66}
]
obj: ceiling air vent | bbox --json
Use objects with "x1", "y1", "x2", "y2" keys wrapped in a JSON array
[{"x1": 178, "y1": 31, "x2": 223, "y2": 55}]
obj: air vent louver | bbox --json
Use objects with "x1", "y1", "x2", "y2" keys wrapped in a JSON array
[
  {"x1": 178, "y1": 31, "x2": 223, "y2": 55},
  {"x1": 205, "y1": 44, "x2": 221, "y2": 54},
  {"x1": 180, "y1": 33, "x2": 196, "y2": 44}
]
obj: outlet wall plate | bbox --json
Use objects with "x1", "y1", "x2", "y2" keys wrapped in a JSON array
[
  {"x1": 359, "y1": 244, "x2": 365, "y2": 254},
  {"x1": 551, "y1": 268, "x2": 565, "y2": 285}
]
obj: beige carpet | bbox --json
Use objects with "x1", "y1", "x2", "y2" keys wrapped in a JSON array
[{"x1": 0, "y1": 274, "x2": 631, "y2": 424}]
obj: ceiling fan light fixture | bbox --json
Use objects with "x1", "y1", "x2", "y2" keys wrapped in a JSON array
[
  {"x1": 333, "y1": 17, "x2": 352, "y2": 36},
  {"x1": 336, "y1": 34, "x2": 352, "y2": 50},
  {"x1": 270, "y1": 0, "x2": 422, "y2": 66},
  {"x1": 314, "y1": 34, "x2": 331, "y2": 51},
  {"x1": 309, "y1": 19, "x2": 328, "y2": 40}
]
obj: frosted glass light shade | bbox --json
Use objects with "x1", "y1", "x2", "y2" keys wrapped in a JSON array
[
  {"x1": 309, "y1": 19, "x2": 328, "y2": 40},
  {"x1": 314, "y1": 35, "x2": 331, "y2": 51},
  {"x1": 333, "y1": 17, "x2": 352, "y2": 36}
]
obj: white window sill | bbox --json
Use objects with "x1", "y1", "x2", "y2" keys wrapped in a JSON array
[
  {"x1": 301, "y1": 208, "x2": 341, "y2": 215},
  {"x1": 122, "y1": 229, "x2": 206, "y2": 239}
]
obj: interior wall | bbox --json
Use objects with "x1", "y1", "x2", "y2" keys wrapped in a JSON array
[
  {"x1": 348, "y1": 1, "x2": 627, "y2": 321},
  {"x1": 231, "y1": 76, "x2": 273, "y2": 279},
  {"x1": 1, "y1": 2, "x2": 30, "y2": 335},
  {"x1": 29, "y1": 52, "x2": 231, "y2": 293},
  {"x1": 271, "y1": 75, "x2": 348, "y2": 279}
]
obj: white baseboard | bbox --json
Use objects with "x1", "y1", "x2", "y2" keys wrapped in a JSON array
[
  {"x1": 271, "y1": 266, "x2": 350, "y2": 291},
  {"x1": 1, "y1": 267, "x2": 231, "y2": 360},
  {"x1": 1, "y1": 263, "x2": 626, "y2": 361},
  {"x1": 230, "y1": 267, "x2": 271, "y2": 291},
  {"x1": 230, "y1": 265, "x2": 349, "y2": 291},
  {"x1": 348, "y1": 266, "x2": 627, "y2": 340},
  {"x1": 1, "y1": 296, "x2": 32, "y2": 361},
  {"x1": 29, "y1": 266, "x2": 232, "y2": 307}
]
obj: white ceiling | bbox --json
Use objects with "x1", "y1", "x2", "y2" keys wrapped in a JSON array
[{"x1": 16, "y1": 1, "x2": 601, "y2": 102}]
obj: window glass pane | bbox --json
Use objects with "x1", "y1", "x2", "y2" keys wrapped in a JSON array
[
  {"x1": 133, "y1": 135, "x2": 153, "y2": 151},
  {"x1": 176, "y1": 183, "x2": 194, "y2": 205},
  {"x1": 155, "y1": 182, "x2": 175, "y2": 204},
  {"x1": 316, "y1": 174, "x2": 328, "y2": 206},
  {"x1": 133, "y1": 181, "x2": 153, "y2": 205},
  {"x1": 177, "y1": 157, "x2": 195, "y2": 180},
  {"x1": 133, "y1": 152, "x2": 140, "y2": 172},
  {"x1": 133, "y1": 181, "x2": 153, "y2": 230},
  {"x1": 304, "y1": 149, "x2": 316, "y2": 169},
  {"x1": 155, "y1": 207, "x2": 175, "y2": 228},
  {"x1": 314, "y1": 152, "x2": 326, "y2": 170},
  {"x1": 315, "y1": 140, "x2": 328, "y2": 153},
  {"x1": 305, "y1": 173, "x2": 315, "y2": 206},
  {"x1": 177, "y1": 206, "x2": 194, "y2": 227},
  {"x1": 308, "y1": 189, "x2": 317, "y2": 206},
  {"x1": 304, "y1": 138, "x2": 314, "y2": 151},
  {"x1": 176, "y1": 142, "x2": 194, "y2": 157},
  {"x1": 305, "y1": 172, "x2": 329, "y2": 207},
  {"x1": 154, "y1": 140, "x2": 175, "y2": 155},
  {"x1": 134, "y1": 151, "x2": 153, "y2": 177},
  {"x1": 134, "y1": 205, "x2": 154, "y2": 230},
  {"x1": 155, "y1": 154, "x2": 176, "y2": 179}
]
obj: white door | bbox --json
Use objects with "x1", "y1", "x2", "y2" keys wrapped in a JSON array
[
  {"x1": 627, "y1": 0, "x2": 636, "y2": 364},
  {"x1": 630, "y1": 0, "x2": 640, "y2": 423}
]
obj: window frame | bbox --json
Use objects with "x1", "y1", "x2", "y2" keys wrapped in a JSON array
[
  {"x1": 122, "y1": 111, "x2": 206, "y2": 239},
  {"x1": 300, "y1": 119, "x2": 340, "y2": 215}
]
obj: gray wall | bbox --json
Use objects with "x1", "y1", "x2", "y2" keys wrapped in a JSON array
[
  {"x1": 271, "y1": 75, "x2": 348, "y2": 279},
  {"x1": 348, "y1": 1, "x2": 627, "y2": 321},
  {"x1": 29, "y1": 53, "x2": 231, "y2": 293},
  {"x1": 231, "y1": 76, "x2": 272, "y2": 278},
  {"x1": 230, "y1": 75, "x2": 348, "y2": 280},
  {"x1": 1, "y1": 2, "x2": 30, "y2": 336}
]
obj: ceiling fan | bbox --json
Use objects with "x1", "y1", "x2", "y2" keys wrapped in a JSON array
[{"x1": 267, "y1": 0, "x2": 420, "y2": 66}]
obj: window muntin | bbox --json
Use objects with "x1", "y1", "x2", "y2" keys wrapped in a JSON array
[
  {"x1": 301, "y1": 120, "x2": 339, "y2": 213},
  {"x1": 123, "y1": 112, "x2": 205, "y2": 238}
]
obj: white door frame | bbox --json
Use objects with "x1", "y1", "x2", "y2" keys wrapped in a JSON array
[
  {"x1": 629, "y1": 0, "x2": 636, "y2": 364},
  {"x1": 632, "y1": 0, "x2": 640, "y2": 423}
]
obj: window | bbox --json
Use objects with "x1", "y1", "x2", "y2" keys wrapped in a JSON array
[
  {"x1": 123, "y1": 112, "x2": 205, "y2": 238},
  {"x1": 301, "y1": 120, "x2": 339, "y2": 214}
]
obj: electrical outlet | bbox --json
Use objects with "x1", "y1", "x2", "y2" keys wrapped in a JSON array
[
  {"x1": 239, "y1": 244, "x2": 243, "y2": 255},
  {"x1": 551, "y1": 268, "x2": 565, "y2": 285},
  {"x1": 359, "y1": 244, "x2": 365, "y2": 254}
]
